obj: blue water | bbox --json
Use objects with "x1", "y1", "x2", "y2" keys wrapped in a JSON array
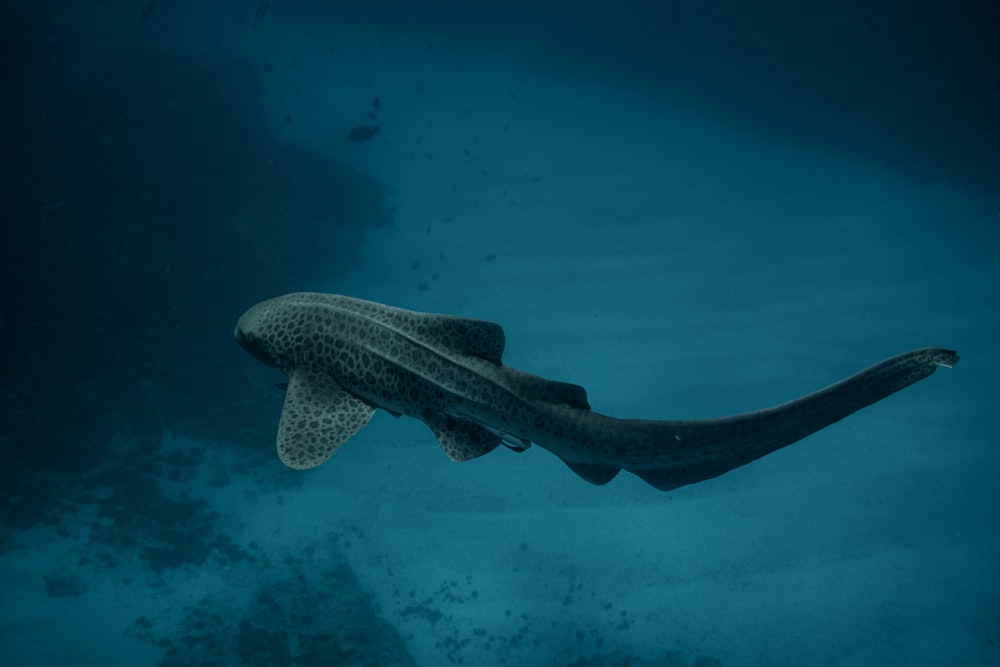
[{"x1": 2, "y1": 2, "x2": 997, "y2": 666}]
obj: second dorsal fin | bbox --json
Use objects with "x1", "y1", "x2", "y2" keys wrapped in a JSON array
[{"x1": 502, "y1": 367, "x2": 591, "y2": 410}]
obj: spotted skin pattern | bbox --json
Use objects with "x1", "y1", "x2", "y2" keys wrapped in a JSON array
[
  {"x1": 276, "y1": 367, "x2": 373, "y2": 469},
  {"x1": 235, "y1": 293, "x2": 958, "y2": 491}
]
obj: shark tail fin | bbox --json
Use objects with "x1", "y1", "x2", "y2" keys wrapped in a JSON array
[{"x1": 625, "y1": 347, "x2": 960, "y2": 491}]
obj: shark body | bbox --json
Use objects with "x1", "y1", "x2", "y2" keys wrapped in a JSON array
[{"x1": 235, "y1": 292, "x2": 957, "y2": 491}]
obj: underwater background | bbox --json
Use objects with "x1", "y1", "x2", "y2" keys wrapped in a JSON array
[{"x1": 1, "y1": 1, "x2": 997, "y2": 665}]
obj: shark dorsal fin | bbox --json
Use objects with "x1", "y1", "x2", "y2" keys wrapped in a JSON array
[
  {"x1": 414, "y1": 314, "x2": 506, "y2": 364},
  {"x1": 321, "y1": 294, "x2": 507, "y2": 364}
]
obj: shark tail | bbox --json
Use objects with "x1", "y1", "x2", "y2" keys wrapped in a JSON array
[{"x1": 573, "y1": 348, "x2": 958, "y2": 491}]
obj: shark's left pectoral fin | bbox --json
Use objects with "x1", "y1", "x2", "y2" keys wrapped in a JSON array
[{"x1": 277, "y1": 368, "x2": 374, "y2": 470}]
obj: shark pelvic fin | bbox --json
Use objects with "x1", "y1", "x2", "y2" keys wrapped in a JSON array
[{"x1": 427, "y1": 414, "x2": 502, "y2": 462}]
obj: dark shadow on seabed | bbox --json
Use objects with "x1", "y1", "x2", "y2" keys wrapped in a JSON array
[
  {"x1": 0, "y1": 6, "x2": 392, "y2": 473},
  {"x1": 0, "y1": 8, "x2": 419, "y2": 665}
]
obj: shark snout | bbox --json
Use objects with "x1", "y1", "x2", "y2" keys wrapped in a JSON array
[
  {"x1": 234, "y1": 302, "x2": 288, "y2": 370},
  {"x1": 234, "y1": 307, "x2": 266, "y2": 361},
  {"x1": 235, "y1": 301, "x2": 267, "y2": 349}
]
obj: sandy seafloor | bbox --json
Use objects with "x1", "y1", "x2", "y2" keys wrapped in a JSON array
[{"x1": 2, "y1": 6, "x2": 997, "y2": 667}]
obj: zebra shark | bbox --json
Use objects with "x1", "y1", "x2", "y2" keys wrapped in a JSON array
[{"x1": 234, "y1": 292, "x2": 957, "y2": 491}]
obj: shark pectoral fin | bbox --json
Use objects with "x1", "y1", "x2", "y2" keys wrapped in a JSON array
[
  {"x1": 276, "y1": 368, "x2": 374, "y2": 470},
  {"x1": 426, "y1": 414, "x2": 502, "y2": 462},
  {"x1": 559, "y1": 458, "x2": 621, "y2": 486}
]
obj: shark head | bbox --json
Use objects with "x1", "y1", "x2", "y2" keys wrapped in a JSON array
[
  {"x1": 234, "y1": 298, "x2": 296, "y2": 371},
  {"x1": 235, "y1": 294, "x2": 380, "y2": 469}
]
